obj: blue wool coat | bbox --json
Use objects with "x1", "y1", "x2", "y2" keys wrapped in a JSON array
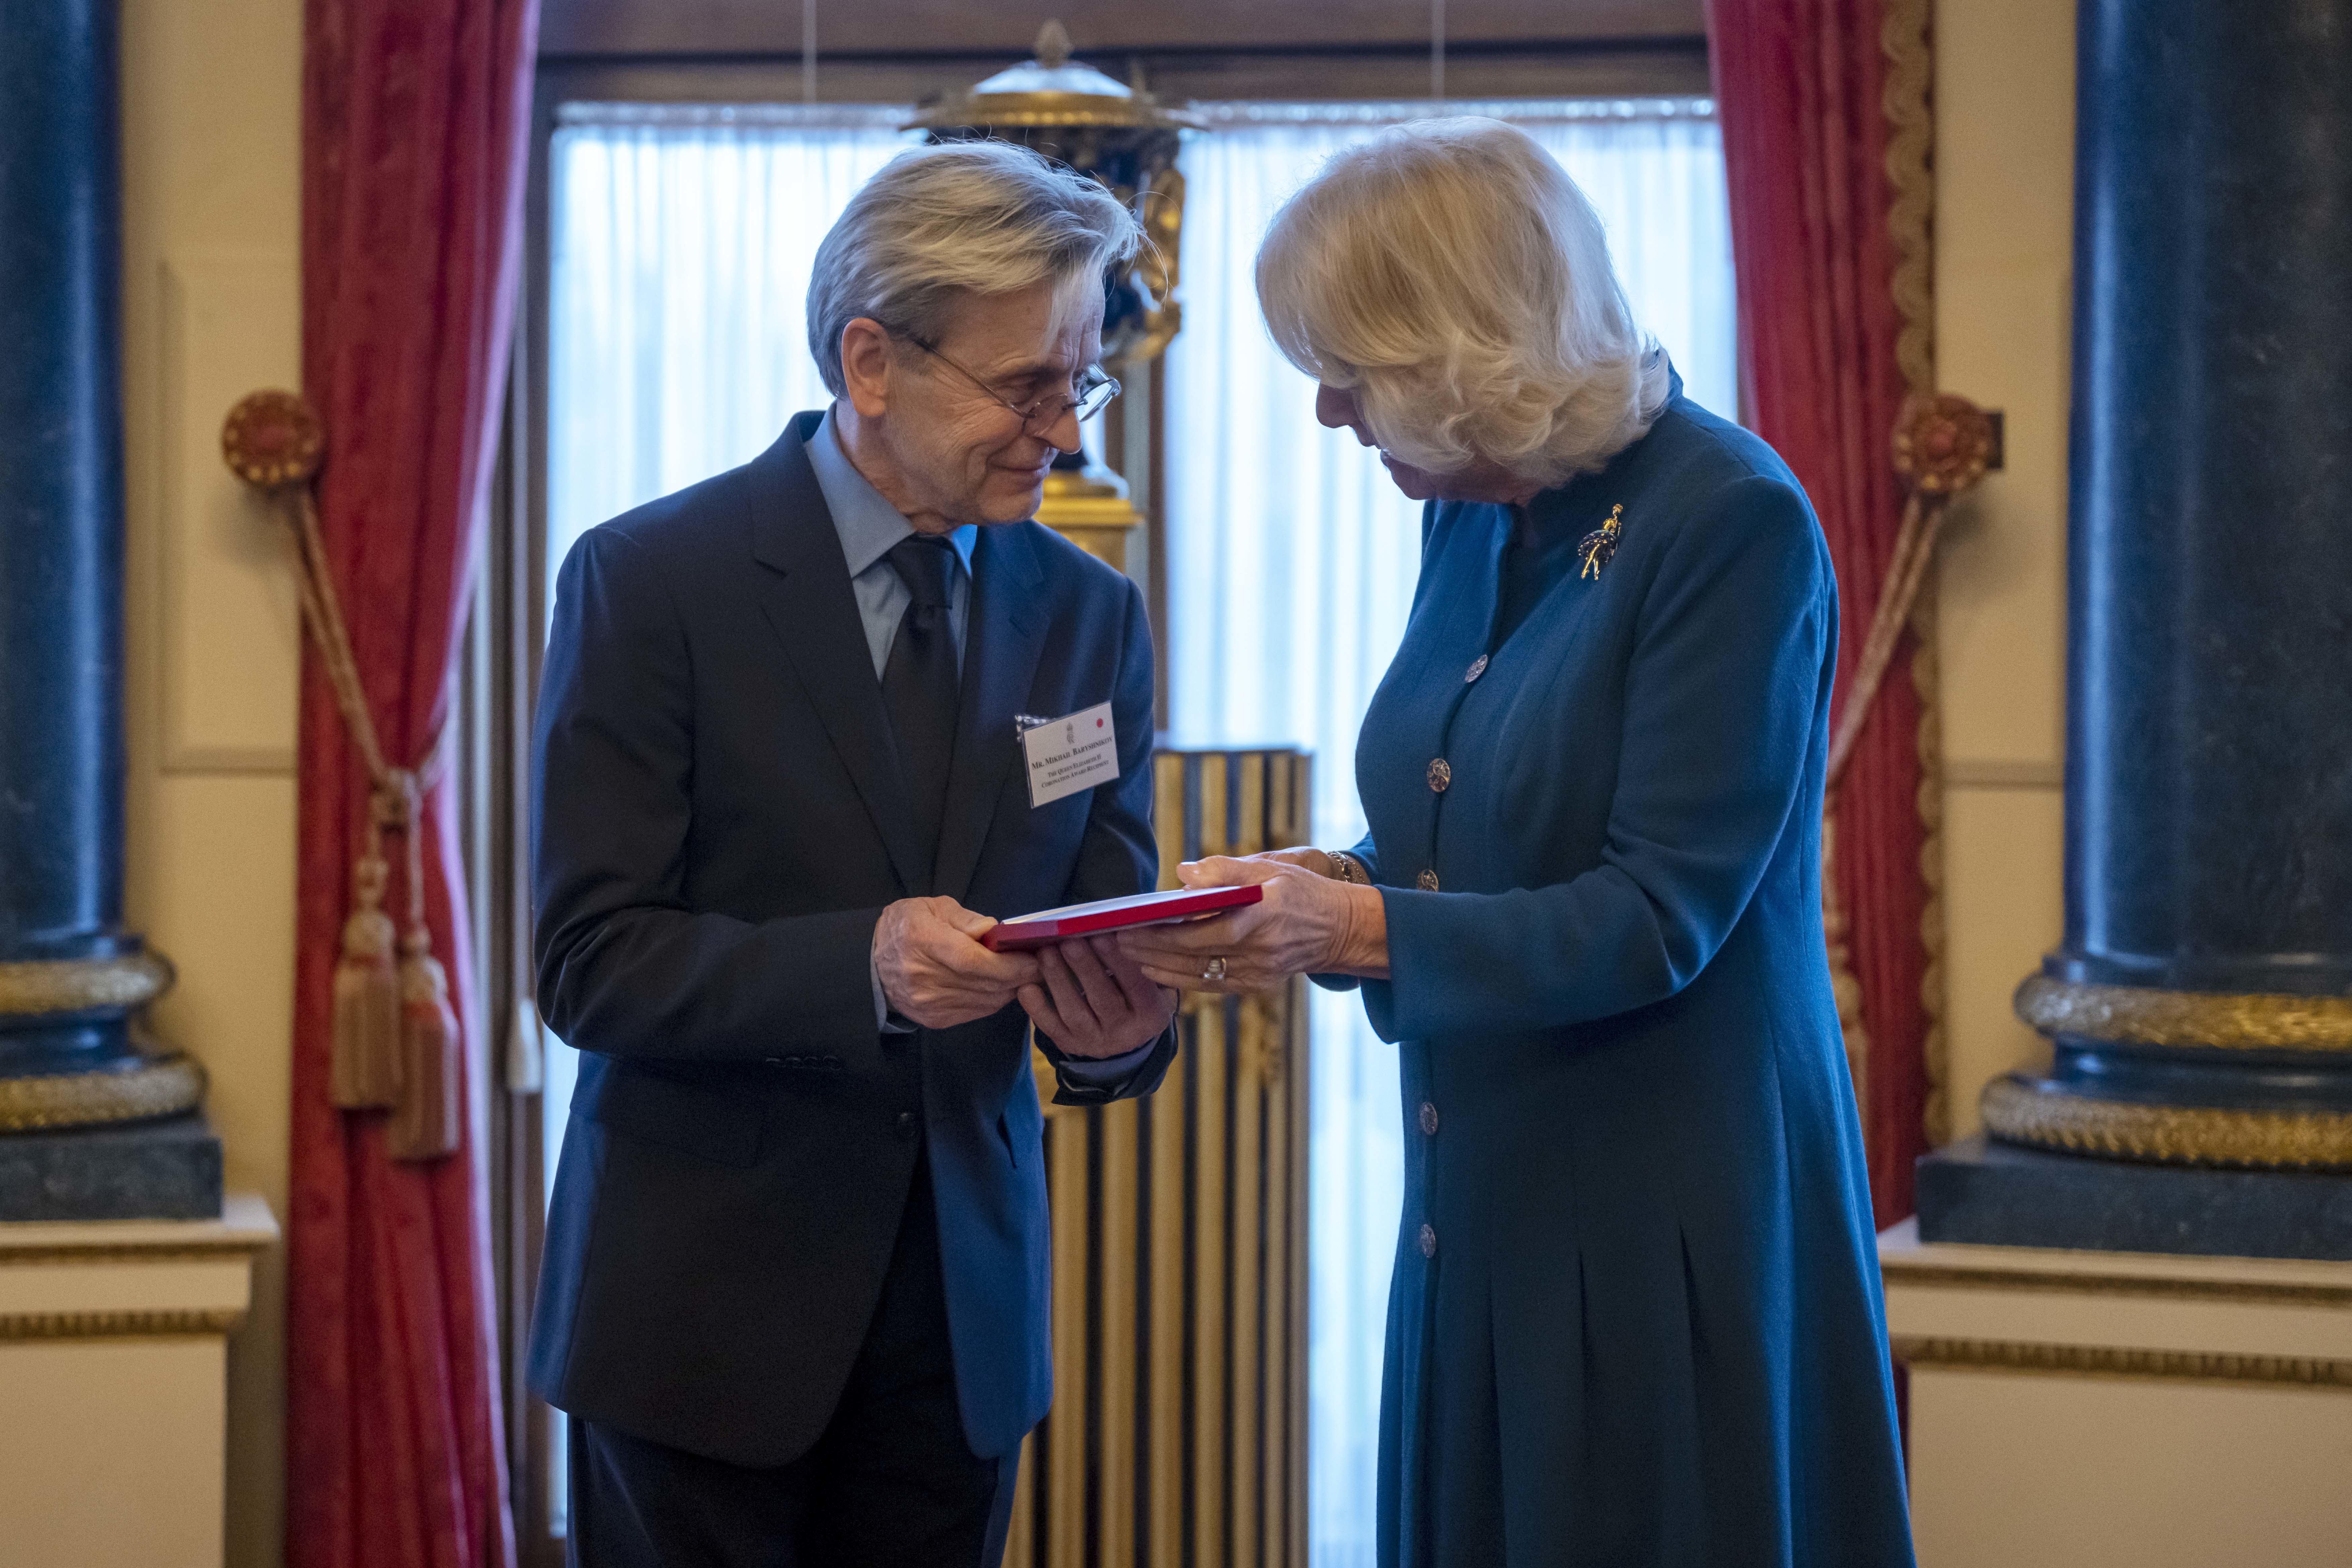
[{"x1": 1322, "y1": 381, "x2": 1915, "y2": 1567}]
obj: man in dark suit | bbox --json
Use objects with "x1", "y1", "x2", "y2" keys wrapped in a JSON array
[{"x1": 528, "y1": 140, "x2": 1179, "y2": 1567}]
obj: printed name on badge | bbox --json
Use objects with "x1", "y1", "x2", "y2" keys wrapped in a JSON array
[{"x1": 1021, "y1": 701, "x2": 1119, "y2": 808}]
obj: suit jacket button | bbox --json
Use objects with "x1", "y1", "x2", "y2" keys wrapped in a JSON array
[
  {"x1": 1464, "y1": 654, "x2": 1488, "y2": 683},
  {"x1": 1417, "y1": 869, "x2": 1441, "y2": 891},
  {"x1": 1420, "y1": 1101, "x2": 1439, "y2": 1136},
  {"x1": 1427, "y1": 758, "x2": 1452, "y2": 793},
  {"x1": 1419, "y1": 1223, "x2": 1438, "y2": 1258},
  {"x1": 896, "y1": 1111, "x2": 919, "y2": 1138}
]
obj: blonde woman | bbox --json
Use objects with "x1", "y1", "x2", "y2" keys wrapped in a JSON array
[{"x1": 1123, "y1": 121, "x2": 1914, "y2": 1567}]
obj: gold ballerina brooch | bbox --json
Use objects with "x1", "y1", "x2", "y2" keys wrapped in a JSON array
[{"x1": 1576, "y1": 504, "x2": 1624, "y2": 580}]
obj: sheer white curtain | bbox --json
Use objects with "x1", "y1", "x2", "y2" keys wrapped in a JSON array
[
  {"x1": 546, "y1": 105, "x2": 916, "y2": 581},
  {"x1": 1162, "y1": 99, "x2": 1734, "y2": 1568}
]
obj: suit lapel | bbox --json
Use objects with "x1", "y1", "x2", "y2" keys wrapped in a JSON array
[
  {"x1": 745, "y1": 414, "x2": 929, "y2": 895},
  {"x1": 933, "y1": 522, "x2": 1049, "y2": 905}
]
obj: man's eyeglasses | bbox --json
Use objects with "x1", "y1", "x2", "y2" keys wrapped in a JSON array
[{"x1": 893, "y1": 330, "x2": 1120, "y2": 431}]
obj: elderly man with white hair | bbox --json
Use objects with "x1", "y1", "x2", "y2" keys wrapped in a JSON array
[
  {"x1": 528, "y1": 139, "x2": 1178, "y2": 1567},
  {"x1": 1125, "y1": 119, "x2": 1916, "y2": 1566}
]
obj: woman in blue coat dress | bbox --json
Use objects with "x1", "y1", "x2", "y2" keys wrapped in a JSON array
[{"x1": 1123, "y1": 120, "x2": 1915, "y2": 1567}]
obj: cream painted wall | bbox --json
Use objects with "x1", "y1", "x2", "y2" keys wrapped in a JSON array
[
  {"x1": 1931, "y1": 0, "x2": 2076, "y2": 1141},
  {"x1": 119, "y1": 1, "x2": 304, "y2": 1565}
]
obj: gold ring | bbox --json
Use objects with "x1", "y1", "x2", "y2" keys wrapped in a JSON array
[{"x1": 1202, "y1": 957, "x2": 1227, "y2": 983}]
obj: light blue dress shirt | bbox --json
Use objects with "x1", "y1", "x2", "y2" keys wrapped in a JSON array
[
  {"x1": 806, "y1": 407, "x2": 978, "y2": 678},
  {"x1": 808, "y1": 411, "x2": 1153, "y2": 1077}
]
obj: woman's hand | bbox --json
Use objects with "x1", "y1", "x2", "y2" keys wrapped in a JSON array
[{"x1": 1119, "y1": 853, "x2": 1389, "y2": 993}]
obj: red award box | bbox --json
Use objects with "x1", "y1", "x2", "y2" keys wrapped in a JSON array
[{"x1": 979, "y1": 884, "x2": 1264, "y2": 952}]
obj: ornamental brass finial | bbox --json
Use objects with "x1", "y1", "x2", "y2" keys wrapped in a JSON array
[{"x1": 1034, "y1": 19, "x2": 1073, "y2": 69}]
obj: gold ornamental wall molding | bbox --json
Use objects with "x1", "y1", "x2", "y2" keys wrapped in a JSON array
[
  {"x1": 1879, "y1": 0, "x2": 1935, "y2": 396},
  {"x1": 1981, "y1": 1075, "x2": 2352, "y2": 1171},
  {"x1": 1892, "y1": 1335, "x2": 2352, "y2": 1390},
  {"x1": 0, "y1": 1053, "x2": 208, "y2": 1133},
  {"x1": 1816, "y1": 0, "x2": 1960, "y2": 1157},
  {"x1": 0, "y1": 1305, "x2": 249, "y2": 1342},
  {"x1": 0, "y1": 1236, "x2": 271, "y2": 1268},
  {"x1": 1880, "y1": 1262, "x2": 2352, "y2": 1309},
  {"x1": 1882, "y1": 0, "x2": 1947, "y2": 1155},
  {"x1": 2015, "y1": 973, "x2": 2352, "y2": 1052},
  {"x1": 0, "y1": 950, "x2": 174, "y2": 1017}
]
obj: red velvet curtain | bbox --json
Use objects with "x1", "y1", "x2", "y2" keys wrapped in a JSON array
[
  {"x1": 286, "y1": 2, "x2": 537, "y2": 1564},
  {"x1": 1707, "y1": 0, "x2": 1929, "y2": 1228}
]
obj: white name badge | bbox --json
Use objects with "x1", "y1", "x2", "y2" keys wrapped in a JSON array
[{"x1": 1020, "y1": 702, "x2": 1120, "y2": 808}]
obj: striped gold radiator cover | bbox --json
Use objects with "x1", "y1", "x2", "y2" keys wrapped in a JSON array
[{"x1": 1006, "y1": 746, "x2": 1312, "y2": 1568}]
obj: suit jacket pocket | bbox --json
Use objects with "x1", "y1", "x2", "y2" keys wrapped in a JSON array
[{"x1": 576, "y1": 1063, "x2": 765, "y2": 1167}]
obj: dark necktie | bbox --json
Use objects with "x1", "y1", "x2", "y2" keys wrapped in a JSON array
[{"x1": 882, "y1": 534, "x2": 961, "y2": 869}]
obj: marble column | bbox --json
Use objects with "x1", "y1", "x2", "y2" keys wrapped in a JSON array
[
  {"x1": 1920, "y1": 0, "x2": 2352, "y2": 1258},
  {"x1": 0, "y1": 0, "x2": 214, "y2": 1216}
]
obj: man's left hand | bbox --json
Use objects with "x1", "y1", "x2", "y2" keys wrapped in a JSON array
[{"x1": 1020, "y1": 934, "x2": 1178, "y2": 1059}]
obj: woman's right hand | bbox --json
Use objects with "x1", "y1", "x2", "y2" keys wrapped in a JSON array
[
  {"x1": 1119, "y1": 851, "x2": 1390, "y2": 992},
  {"x1": 1247, "y1": 846, "x2": 1342, "y2": 877}
]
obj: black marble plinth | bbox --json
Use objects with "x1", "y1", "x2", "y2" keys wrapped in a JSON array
[
  {"x1": 1, "y1": 0, "x2": 150, "y2": 1078},
  {"x1": 0, "y1": 1114, "x2": 222, "y2": 1222},
  {"x1": 0, "y1": 0, "x2": 196, "y2": 1198},
  {"x1": 1918, "y1": 1137, "x2": 2352, "y2": 1262},
  {"x1": 1988, "y1": 0, "x2": 2352, "y2": 1173},
  {"x1": 2058, "y1": 0, "x2": 2352, "y2": 1005},
  {"x1": 2027, "y1": 1042, "x2": 2352, "y2": 1117}
]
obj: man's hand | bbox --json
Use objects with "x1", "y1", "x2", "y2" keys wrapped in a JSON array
[
  {"x1": 874, "y1": 897, "x2": 1043, "y2": 1030},
  {"x1": 1019, "y1": 935, "x2": 1178, "y2": 1059}
]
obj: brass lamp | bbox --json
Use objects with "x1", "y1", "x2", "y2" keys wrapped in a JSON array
[{"x1": 907, "y1": 21, "x2": 1197, "y2": 573}]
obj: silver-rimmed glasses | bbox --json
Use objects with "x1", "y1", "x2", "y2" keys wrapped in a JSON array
[{"x1": 894, "y1": 330, "x2": 1121, "y2": 431}]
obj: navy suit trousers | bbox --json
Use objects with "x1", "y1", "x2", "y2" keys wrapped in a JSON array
[{"x1": 566, "y1": 1150, "x2": 1019, "y2": 1568}]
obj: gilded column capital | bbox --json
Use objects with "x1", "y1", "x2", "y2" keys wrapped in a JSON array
[
  {"x1": 0, "y1": 950, "x2": 174, "y2": 1019},
  {"x1": 0, "y1": 1053, "x2": 207, "y2": 1133},
  {"x1": 2015, "y1": 973, "x2": 2352, "y2": 1052},
  {"x1": 1981, "y1": 1073, "x2": 2352, "y2": 1170}
]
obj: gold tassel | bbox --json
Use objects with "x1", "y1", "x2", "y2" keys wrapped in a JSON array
[
  {"x1": 388, "y1": 929, "x2": 461, "y2": 1161},
  {"x1": 329, "y1": 854, "x2": 404, "y2": 1109}
]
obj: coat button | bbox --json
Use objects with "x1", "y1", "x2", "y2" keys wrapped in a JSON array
[
  {"x1": 895, "y1": 1111, "x2": 918, "y2": 1138},
  {"x1": 1465, "y1": 654, "x2": 1488, "y2": 683},
  {"x1": 1419, "y1": 1223, "x2": 1438, "y2": 1258},
  {"x1": 1427, "y1": 758, "x2": 1452, "y2": 793},
  {"x1": 1420, "y1": 1101, "x2": 1440, "y2": 1136},
  {"x1": 1417, "y1": 869, "x2": 1440, "y2": 891}
]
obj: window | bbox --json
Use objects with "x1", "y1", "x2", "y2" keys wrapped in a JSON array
[{"x1": 532, "y1": 96, "x2": 1731, "y2": 1561}]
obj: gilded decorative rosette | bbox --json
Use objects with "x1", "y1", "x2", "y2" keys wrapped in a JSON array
[
  {"x1": 221, "y1": 388, "x2": 326, "y2": 489},
  {"x1": 1893, "y1": 392, "x2": 1996, "y2": 497}
]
